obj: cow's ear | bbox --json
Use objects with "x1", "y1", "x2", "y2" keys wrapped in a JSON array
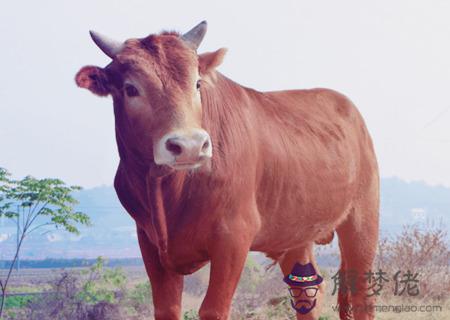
[
  {"x1": 75, "y1": 66, "x2": 110, "y2": 96},
  {"x1": 199, "y1": 48, "x2": 227, "y2": 74}
]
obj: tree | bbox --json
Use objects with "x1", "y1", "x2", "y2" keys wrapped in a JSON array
[{"x1": 0, "y1": 167, "x2": 91, "y2": 318}]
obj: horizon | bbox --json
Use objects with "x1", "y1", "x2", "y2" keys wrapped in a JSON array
[
  {"x1": 1, "y1": 173, "x2": 449, "y2": 191},
  {"x1": 1, "y1": 176, "x2": 448, "y2": 260}
]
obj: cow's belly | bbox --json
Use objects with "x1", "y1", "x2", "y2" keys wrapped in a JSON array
[
  {"x1": 172, "y1": 259, "x2": 209, "y2": 275},
  {"x1": 250, "y1": 206, "x2": 347, "y2": 254},
  {"x1": 251, "y1": 167, "x2": 356, "y2": 253},
  {"x1": 164, "y1": 244, "x2": 209, "y2": 275}
]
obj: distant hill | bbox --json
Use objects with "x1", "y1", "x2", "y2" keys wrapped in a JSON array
[
  {"x1": 0, "y1": 257, "x2": 143, "y2": 269},
  {"x1": 0, "y1": 177, "x2": 448, "y2": 260},
  {"x1": 380, "y1": 177, "x2": 450, "y2": 235},
  {"x1": 0, "y1": 186, "x2": 139, "y2": 260}
]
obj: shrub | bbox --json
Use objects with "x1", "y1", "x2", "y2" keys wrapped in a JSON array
[
  {"x1": 183, "y1": 309, "x2": 199, "y2": 320},
  {"x1": 376, "y1": 223, "x2": 449, "y2": 300},
  {"x1": 3, "y1": 295, "x2": 34, "y2": 309},
  {"x1": 2, "y1": 257, "x2": 156, "y2": 320}
]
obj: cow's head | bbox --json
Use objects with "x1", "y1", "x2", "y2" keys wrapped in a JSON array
[{"x1": 75, "y1": 21, "x2": 226, "y2": 171}]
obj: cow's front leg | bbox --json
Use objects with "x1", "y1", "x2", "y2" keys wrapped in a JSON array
[
  {"x1": 199, "y1": 230, "x2": 253, "y2": 320},
  {"x1": 137, "y1": 227, "x2": 183, "y2": 320}
]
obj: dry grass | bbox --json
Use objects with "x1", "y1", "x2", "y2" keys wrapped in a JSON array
[
  {"x1": 228, "y1": 223, "x2": 449, "y2": 319},
  {"x1": 3, "y1": 223, "x2": 448, "y2": 319}
]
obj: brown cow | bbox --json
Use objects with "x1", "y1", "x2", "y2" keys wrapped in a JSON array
[{"x1": 75, "y1": 21, "x2": 379, "y2": 320}]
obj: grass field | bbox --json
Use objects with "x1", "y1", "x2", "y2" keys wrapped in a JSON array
[
  {"x1": 1, "y1": 224, "x2": 448, "y2": 319},
  {"x1": 1, "y1": 261, "x2": 448, "y2": 319}
]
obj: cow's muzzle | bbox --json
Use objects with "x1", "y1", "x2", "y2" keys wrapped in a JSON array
[{"x1": 154, "y1": 129, "x2": 212, "y2": 170}]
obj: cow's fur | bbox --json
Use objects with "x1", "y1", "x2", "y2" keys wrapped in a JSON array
[{"x1": 76, "y1": 29, "x2": 379, "y2": 320}]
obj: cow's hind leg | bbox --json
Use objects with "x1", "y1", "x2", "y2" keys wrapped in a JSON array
[
  {"x1": 279, "y1": 243, "x2": 325, "y2": 320},
  {"x1": 336, "y1": 200, "x2": 379, "y2": 320}
]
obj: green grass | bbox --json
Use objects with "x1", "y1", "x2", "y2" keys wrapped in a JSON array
[
  {"x1": 183, "y1": 309, "x2": 199, "y2": 320},
  {"x1": 2, "y1": 295, "x2": 34, "y2": 309}
]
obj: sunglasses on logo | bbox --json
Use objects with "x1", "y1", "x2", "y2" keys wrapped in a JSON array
[{"x1": 288, "y1": 287, "x2": 319, "y2": 298}]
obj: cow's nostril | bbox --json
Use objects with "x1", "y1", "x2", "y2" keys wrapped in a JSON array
[
  {"x1": 166, "y1": 139, "x2": 183, "y2": 156},
  {"x1": 201, "y1": 140, "x2": 210, "y2": 152}
]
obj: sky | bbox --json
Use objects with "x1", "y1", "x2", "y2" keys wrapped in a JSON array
[{"x1": 1, "y1": 0, "x2": 449, "y2": 188}]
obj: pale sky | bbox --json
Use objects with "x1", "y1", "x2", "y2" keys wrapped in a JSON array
[{"x1": 1, "y1": 1, "x2": 449, "y2": 188}]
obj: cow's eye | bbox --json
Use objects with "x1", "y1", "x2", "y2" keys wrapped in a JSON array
[
  {"x1": 196, "y1": 80, "x2": 201, "y2": 90},
  {"x1": 125, "y1": 84, "x2": 139, "y2": 97}
]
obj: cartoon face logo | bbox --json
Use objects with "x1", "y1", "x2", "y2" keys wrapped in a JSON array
[
  {"x1": 283, "y1": 262, "x2": 323, "y2": 315},
  {"x1": 289, "y1": 286, "x2": 319, "y2": 314}
]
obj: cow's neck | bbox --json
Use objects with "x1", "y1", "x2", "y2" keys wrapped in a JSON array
[
  {"x1": 116, "y1": 158, "x2": 178, "y2": 270},
  {"x1": 199, "y1": 71, "x2": 261, "y2": 176}
]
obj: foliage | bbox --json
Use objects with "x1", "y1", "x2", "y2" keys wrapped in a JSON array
[
  {"x1": 77, "y1": 257, "x2": 126, "y2": 305},
  {"x1": 376, "y1": 223, "x2": 449, "y2": 300},
  {"x1": 0, "y1": 170, "x2": 90, "y2": 234},
  {"x1": 3, "y1": 296, "x2": 33, "y2": 310},
  {"x1": 0, "y1": 168, "x2": 13, "y2": 219},
  {"x1": 232, "y1": 257, "x2": 284, "y2": 318},
  {"x1": 25, "y1": 270, "x2": 122, "y2": 320},
  {"x1": 128, "y1": 282, "x2": 152, "y2": 307},
  {"x1": 263, "y1": 296, "x2": 294, "y2": 320},
  {"x1": 1, "y1": 258, "x2": 153, "y2": 320},
  {"x1": 0, "y1": 167, "x2": 91, "y2": 318},
  {"x1": 183, "y1": 309, "x2": 199, "y2": 320}
]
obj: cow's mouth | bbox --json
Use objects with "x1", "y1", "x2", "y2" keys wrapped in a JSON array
[{"x1": 169, "y1": 162, "x2": 203, "y2": 170}]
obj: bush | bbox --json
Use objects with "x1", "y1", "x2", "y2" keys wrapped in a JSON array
[
  {"x1": 183, "y1": 309, "x2": 199, "y2": 320},
  {"x1": 126, "y1": 281, "x2": 153, "y2": 318},
  {"x1": 4, "y1": 257, "x2": 153, "y2": 320},
  {"x1": 3, "y1": 295, "x2": 34, "y2": 309},
  {"x1": 376, "y1": 223, "x2": 449, "y2": 300}
]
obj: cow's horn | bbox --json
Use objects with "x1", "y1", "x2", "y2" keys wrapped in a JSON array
[
  {"x1": 89, "y1": 30, "x2": 123, "y2": 58},
  {"x1": 182, "y1": 21, "x2": 207, "y2": 50}
]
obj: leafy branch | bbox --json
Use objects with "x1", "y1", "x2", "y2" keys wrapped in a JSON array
[{"x1": 0, "y1": 168, "x2": 91, "y2": 318}]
